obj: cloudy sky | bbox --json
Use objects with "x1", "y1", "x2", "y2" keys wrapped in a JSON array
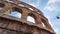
[{"x1": 10, "y1": 0, "x2": 60, "y2": 34}]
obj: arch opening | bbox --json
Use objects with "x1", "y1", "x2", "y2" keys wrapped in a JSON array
[
  {"x1": 0, "y1": 3, "x2": 5, "y2": 10},
  {"x1": 18, "y1": 4, "x2": 24, "y2": 7},
  {"x1": 27, "y1": 13, "x2": 37, "y2": 23},
  {"x1": 12, "y1": 7, "x2": 22, "y2": 13},
  {"x1": 41, "y1": 18, "x2": 46, "y2": 27},
  {"x1": 0, "y1": 3, "x2": 5, "y2": 13},
  {"x1": 27, "y1": 16, "x2": 35, "y2": 23},
  {"x1": 29, "y1": 8, "x2": 33, "y2": 11},
  {"x1": 42, "y1": 22, "x2": 46, "y2": 27},
  {"x1": 9, "y1": 11, "x2": 22, "y2": 18},
  {"x1": 0, "y1": 3, "x2": 5, "y2": 7},
  {"x1": 9, "y1": 7, "x2": 22, "y2": 18}
]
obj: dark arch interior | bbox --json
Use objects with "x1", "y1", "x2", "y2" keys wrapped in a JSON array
[
  {"x1": 41, "y1": 18, "x2": 46, "y2": 27},
  {"x1": 12, "y1": 7, "x2": 22, "y2": 13},
  {"x1": 27, "y1": 13, "x2": 37, "y2": 23},
  {"x1": 28, "y1": 13, "x2": 36, "y2": 19},
  {"x1": 0, "y1": 3, "x2": 5, "y2": 7}
]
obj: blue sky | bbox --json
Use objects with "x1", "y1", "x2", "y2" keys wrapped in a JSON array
[{"x1": 10, "y1": 0, "x2": 60, "y2": 34}]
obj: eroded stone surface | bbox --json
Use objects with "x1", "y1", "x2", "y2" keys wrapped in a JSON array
[{"x1": 0, "y1": 0, "x2": 55, "y2": 34}]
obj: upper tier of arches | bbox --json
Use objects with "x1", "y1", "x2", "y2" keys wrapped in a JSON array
[{"x1": 0, "y1": 0, "x2": 54, "y2": 31}]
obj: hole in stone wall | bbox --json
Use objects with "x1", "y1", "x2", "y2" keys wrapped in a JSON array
[
  {"x1": 18, "y1": 4, "x2": 24, "y2": 7},
  {"x1": 29, "y1": 8, "x2": 33, "y2": 11},
  {"x1": 10, "y1": 7, "x2": 22, "y2": 18},
  {"x1": 42, "y1": 22, "x2": 46, "y2": 27},
  {"x1": 9, "y1": 11, "x2": 22, "y2": 18},
  {"x1": 8, "y1": 0, "x2": 13, "y2": 2},
  {"x1": 0, "y1": 3, "x2": 5, "y2": 11},
  {"x1": 41, "y1": 18, "x2": 46, "y2": 27},
  {"x1": 0, "y1": 3, "x2": 5, "y2": 7},
  {"x1": 27, "y1": 16, "x2": 35, "y2": 23},
  {"x1": 12, "y1": 7, "x2": 22, "y2": 13},
  {"x1": 0, "y1": 8, "x2": 3, "y2": 11}
]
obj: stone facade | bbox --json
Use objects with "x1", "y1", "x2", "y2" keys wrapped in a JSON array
[{"x1": 0, "y1": 0, "x2": 55, "y2": 34}]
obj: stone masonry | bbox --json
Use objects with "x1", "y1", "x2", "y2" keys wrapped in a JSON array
[{"x1": 0, "y1": 0, "x2": 55, "y2": 34}]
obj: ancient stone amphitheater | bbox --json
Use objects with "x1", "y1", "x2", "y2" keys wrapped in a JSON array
[{"x1": 0, "y1": 0, "x2": 55, "y2": 34}]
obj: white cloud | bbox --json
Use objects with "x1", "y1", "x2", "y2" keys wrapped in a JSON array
[{"x1": 44, "y1": 0, "x2": 60, "y2": 11}]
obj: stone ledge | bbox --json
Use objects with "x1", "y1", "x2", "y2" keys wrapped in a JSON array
[{"x1": 0, "y1": 14, "x2": 55, "y2": 34}]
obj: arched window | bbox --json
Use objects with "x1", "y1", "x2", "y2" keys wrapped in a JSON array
[
  {"x1": 27, "y1": 16, "x2": 35, "y2": 23},
  {"x1": 9, "y1": 11, "x2": 22, "y2": 18},
  {"x1": 0, "y1": 8, "x2": 3, "y2": 11},
  {"x1": 41, "y1": 18, "x2": 46, "y2": 27},
  {"x1": 29, "y1": 8, "x2": 33, "y2": 11},
  {"x1": 0, "y1": 3, "x2": 5, "y2": 11},
  {"x1": 42, "y1": 22, "x2": 46, "y2": 27},
  {"x1": 9, "y1": 7, "x2": 22, "y2": 18},
  {"x1": 0, "y1": 3, "x2": 5, "y2": 7},
  {"x1": 18, "y1": 4, "x2": 24, "y2": 7}
]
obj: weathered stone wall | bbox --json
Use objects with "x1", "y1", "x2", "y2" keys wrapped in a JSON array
[
  {"x1": 0, "y1": 16, "x2": 55, "y2": 34},
  {"x1": 0, "y1": 0, "x2": 55, "y2": 34}
]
